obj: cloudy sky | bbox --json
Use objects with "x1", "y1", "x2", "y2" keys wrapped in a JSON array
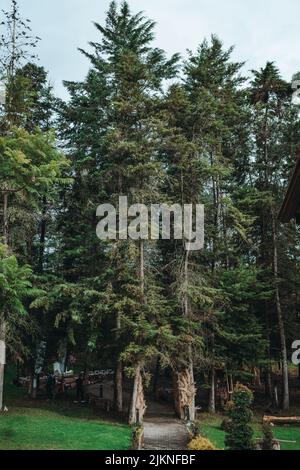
[{"x1": 1, "y1": 0, "x2": 299, "y2": 98}]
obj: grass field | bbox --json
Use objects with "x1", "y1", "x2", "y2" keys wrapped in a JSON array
[
  {"x1": 0, "y1": 407, "x2": 131, "y2": 450},
  {"x1": 200, "y1": 413, "x2": 300, "y2": 451},
  {"x1": 0, "y1": 367, "x2": 131, "y2": 450},
  {"x1": 2, "y1": 367, "x2": 300, "y2": 450}
]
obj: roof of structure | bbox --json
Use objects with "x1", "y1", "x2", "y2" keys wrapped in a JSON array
[{"x1": 279, "y1": 158, "x2": 300, "y2": 223}]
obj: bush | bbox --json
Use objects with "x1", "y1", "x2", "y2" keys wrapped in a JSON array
[
  {"x1": 131, "y1": 425, "x2": 144, "y2": 450},
  {"x1": 225, "y1": 383, "x2": 255, "y2": 450},
  {"x1": 187, "y1": 420, "x2": 202, "y2": 438},
  {"x1": 188, "y1": 436, "x2": 219, "y2": 451},
  {"x1": 261, "y1": 422, "x2": 275, "y2": 450},
  {"x1": 220, "y1": 417, "x2": 232, "y2": 432}
]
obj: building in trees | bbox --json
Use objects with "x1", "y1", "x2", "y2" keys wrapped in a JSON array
[{"x1": 279, "y1": 158, "x2": 300, "y2": 224}]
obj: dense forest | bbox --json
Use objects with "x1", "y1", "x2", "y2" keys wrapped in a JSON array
[{"x1": 0, "y1": 0, "x2": 300, "y2": 425}]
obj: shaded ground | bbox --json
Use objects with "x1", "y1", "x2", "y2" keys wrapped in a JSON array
[{"x1": 143, "y1": 400, "x2": 189, "y2": 450}]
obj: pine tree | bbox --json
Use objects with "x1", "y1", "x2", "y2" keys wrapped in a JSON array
[
  {"x1": 249, "y1": 62, "x2": 299, "y2": 410},
  {"x1": 58, "y1": 1, "x2": 179, "y2": 419},
  {"x1": 163, "y1": 36, "x2": 256, "y2": 413},
  {"x1": 0, "y1": 0, "x2": 41, "y2": 129}
]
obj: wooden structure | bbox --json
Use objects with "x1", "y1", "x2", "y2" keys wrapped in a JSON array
[
  {"x1": 129, "y1": 367, "x2": 147, "y2": 425},
  {"x1": 174, "y1": 369, "x2": 196, "y2": 421},
  {"x1": 279, "y1": 158, "x2": 300, "y2": 224},
  {"x1": 263, "y1": 415, "x2": 300, "y2": 425}
]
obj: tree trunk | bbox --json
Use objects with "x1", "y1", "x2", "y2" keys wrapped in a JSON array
[
  {"x1": 183, "y1": 246, "x2": 196, "y2": 421},
  {"x1": 272, "y1": 211, "x2": 289, "y2": 410},
  {"x1": 174, "y1": 369, "x2": 196, "y2": 420},
  {"x1": 0, "y1": 363, "x2": 4, "y2": 410},
  {"x1": 128, "y1": 364, "x2": 146, "y2": 425},
  {"x1": 16, "y1": 360, "x2": 20, "y2": 383},
  {"x1": 0, "y1": 323, "x2": 6, "y2": 410},
  {"x1": 114, "y1": 359, "x2": 123, "y2": 413},
  {"x1": 128, "y1": 240, "x2": 146, "y2": 424},
  {"x1": 264, "y1": 303, "x2": 273, "y2": 400},
  {"x1": 229, "y1": 374, "x2": 234, "y2": 393},
  {"x1": 188, "y1": 356, "x2": 196, "y2": 421},
  {"x1": 153, "y1": 357, "x2": 160, "y2": 400},
  {"x1": 129, "y1": 365, "x2": 140, "y2": 425},
  {"x1": 225, "y1": 370, "x2": 230, "y2": 396},
  {"x1": 209, "y1": 367, "x2": 216, "y2": 413},
  {"x1": 3, "y1": 192, "x2": 8, "y2": 245},
  {"x1": 114, "y1": 307, "x2": 123, "y2": 412},
  {"x1": 38, "y1": 196, "x2": 47, "y2": 273},
  {"x1": 31, "y1": 371, "x2": 38, "y2": 399},
  {"x1": 274, "y1": 384, "x2": 279, "y2": 408},
  {"x1": 265, "y1": 366, "x2": 273, "y2": 400},
  {"x1": 140, "y1": 239, "x2": 145, "y2": 298}
]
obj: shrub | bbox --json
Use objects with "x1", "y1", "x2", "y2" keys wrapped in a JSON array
[
  {"x1": 187, "y1": 420, "x2": 202, "y2": 438},
  {"x1": 132, "y1": 425, "x2": 144, "y2": 450},
  {"x1": 188, "y1": 436, "x2": 219, "y2": 451},
  {"x1": 220, "y1": 417, "x2": 232, "y2": 432},
  {"x1": 225, "y1": 383, "x2": 255, "y2": 450},
  {"x1": 261, "y1": 422, "x2": 275, "y2": 450}
]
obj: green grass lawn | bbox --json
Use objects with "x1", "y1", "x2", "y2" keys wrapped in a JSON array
[
  {"x1": 2, "y1": 367, "x2": 300, "y2": 451},
  {"x1": 199, "y1": 413, "x2": 300, "y2": 451},
  {"x1": 0, "y1": 407, "x2": 131, "y2": 450},
  {"x1": 0, "y1": 366, "x2": 131, "y2": 450}
]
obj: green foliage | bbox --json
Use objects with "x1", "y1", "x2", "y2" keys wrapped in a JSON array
[
  {"x1": 188, "y1": 436, "x2": 219, "y2": 450},
  {"x1": 0, "y1": 244, "x2": 38, "y2": 359},
  {"x1": 225, "y1": 384, "x2": 255, "y2": 450},
  {"x1": 0, "y1": 128, "x2": 69, "y2": 195},
  {"x1": 261, "y1": 422, "x2": 275, "y2": 451},
  {"x1": 187, "y1": 420, "x2": 202, "y2": 438},
  {"x1": 220, "y1": 417, "x2": 232, "y2": 432},
  {"x1": 0, "y1": 407, "x2": 131, "y2": 450},
  {"x1": 131, "y1": 424, "x2": 144, "y2": 450},
  {"x1": 0, "y1": 1, "x2": 300, "y2": 426}
]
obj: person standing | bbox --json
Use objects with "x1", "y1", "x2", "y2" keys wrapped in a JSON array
[
  {"x1": 46, "y1": 373, "x2": 56, "y2": 401},
  {"x1": 75, "y1": 373, "x2": 85, "y2": 403}
]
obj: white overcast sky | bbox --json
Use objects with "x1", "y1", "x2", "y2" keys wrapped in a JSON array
[{"x1": 1, "y1": 0, "x2": 300, "y2": 98}]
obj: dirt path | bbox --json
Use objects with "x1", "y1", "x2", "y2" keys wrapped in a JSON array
[{"x1": 143, "y1": 401, "x2": 189, "y2": 450}]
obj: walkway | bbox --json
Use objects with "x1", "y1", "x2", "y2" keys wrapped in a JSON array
[{"x1": 143, "y1": 400, "x2": 189, "y2": 450}]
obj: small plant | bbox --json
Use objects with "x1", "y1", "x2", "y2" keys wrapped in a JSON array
[
  {"x1": 131, "y1": 425, "x2": 144, "y2": 450},
  {"x1": 261, "y1": 422, "x2": 275, "y2": 450},
  {"x1": 225, "y1": 383, "x2": 255, "y2": 450},
  {"x1": 187, "y1": 420, "x2": 202, "y2": 438},
  {"x1": 188, "y1": 436, "x2": 219, "y2": 451},
  {"x1": 220, "y1": 417, "x2": 232, "y2": 432}
]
